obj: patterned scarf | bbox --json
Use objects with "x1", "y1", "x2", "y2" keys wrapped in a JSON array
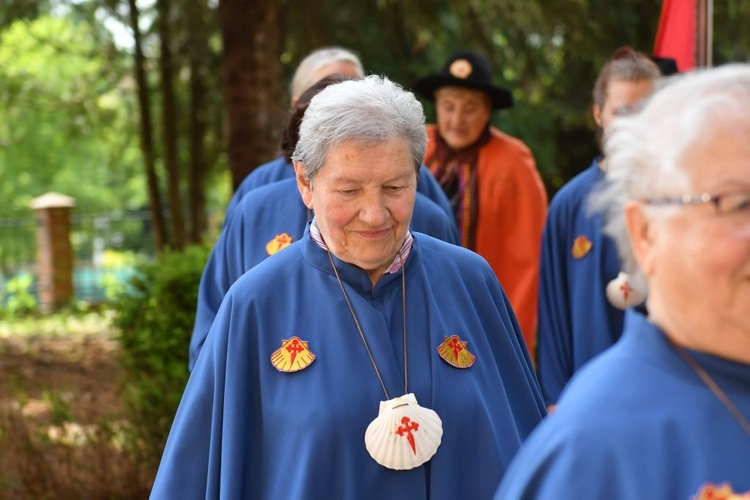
[{"x1": 425, "y1": 127, "x2": 490, "y2": 250}]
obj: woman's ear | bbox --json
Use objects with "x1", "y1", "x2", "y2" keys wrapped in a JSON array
[
  {"x1": 624, "y1": 201, "x2": 655, "y2": 276},
  {"x1": 294, "y1": 161, "x2": 314, "y2": 209},
  {"x1": 592, "y1": 103, "x2": 604, "y2": 129}
]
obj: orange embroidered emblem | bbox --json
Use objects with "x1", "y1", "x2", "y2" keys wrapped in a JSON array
[
  {"x1": 270, "y1": 336, "x2": 316, "y2": 372},
  {"x1": 449, "y1": 59, "x2": 472, "y2": 79},
  {"x1": 692, "y1": 482, "x2": 750, "y2": 500},
  {"x1": 265, "y1": 233, "x2": 293, "y2": 256},
  {"x1": 571, "y1": 235, "x2": 592, "y2": 259},
  {"x1": 437, "y1": 335, "x2": 476, "y2": 368}
]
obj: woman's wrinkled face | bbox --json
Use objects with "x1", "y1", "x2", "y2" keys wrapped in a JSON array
[
  {"x1": 434, "y1": 86, "x2": 492, "y2": 150},
  {"x1": 296, "y1": 139, "x2": 417, "y2": 284},
  {"x1": 634, "y1": 114, "x2": 750, "y2": 355}
]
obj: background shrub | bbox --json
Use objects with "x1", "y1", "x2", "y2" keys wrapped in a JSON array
[
  {"x1": 0, "y1": 273, "x2": 38, "y2": 319},
  {"x1": 110, "y1": 244, "x2": 210, "y2": 467}
]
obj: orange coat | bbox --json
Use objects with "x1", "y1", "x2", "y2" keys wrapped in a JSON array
[{"x1": 425, "y1": 125, "x2": 548, "y2": 352}]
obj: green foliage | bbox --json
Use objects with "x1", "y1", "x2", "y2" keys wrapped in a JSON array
[
  {"x1": 0, "y1": 0, "x2": 52, "y2": 29},
  {"x1": 0, "y1": 273, "x2": 38, "y2": 319},
  {"x1": 42, "y1": 390, "x2": 75, "y2": 427},
  {"x1": 714, "y1": 0, "x2": 750, "y2": 65},
  {"x1": 95, "y1": 249, "x2": 140, "y2": 300},
  {"x1": 5, "y1": 0, "x2": 749, "y2": 231},
  {"x1": 0, "y1": 14, "x2": 144, "y2": 218},
  {"x1": 110, "y1": 244, "x2": 210, "y2": 464}
]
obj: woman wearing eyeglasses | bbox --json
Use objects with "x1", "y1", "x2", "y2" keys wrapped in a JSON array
[{"x1": 497, "y1": 64, "x2": 750, "y2": 499}]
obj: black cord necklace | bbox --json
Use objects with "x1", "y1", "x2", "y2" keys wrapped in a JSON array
[
  {"x1": 326, "y1": 248, "x2": 407, "y2": 399},
  {"x1": 324, "y1": 244, "x2": 443, "y2": 470},
  {"x1": 666, "y1": 337, "x2": 750, "y2": 438}
]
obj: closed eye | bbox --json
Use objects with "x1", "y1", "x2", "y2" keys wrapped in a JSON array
[
  {"x1": 711, "y1": 191, "x2": 750, "y2": 215},
  {"x1": 727, "y1": 193, "x2": 750, "y2": 213}
]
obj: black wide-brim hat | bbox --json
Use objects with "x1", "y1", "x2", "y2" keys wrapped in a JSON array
[{"x1": 413, "y1": 50, "x2": 513, "y2": 110}]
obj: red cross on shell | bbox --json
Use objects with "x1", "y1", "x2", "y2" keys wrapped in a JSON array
[
  {"x1": 265, "y1": 233, "x2": 294, "y2": 256},
  {"x1": 270, "y1": 336, "x2": 316, "y2": 372},
  {"x1": 437, "y1": 334, "x2": 476, "y2": 368}
]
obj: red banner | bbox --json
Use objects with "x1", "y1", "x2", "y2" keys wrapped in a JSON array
[{"x1": 653, "y1": 0, "x2": 696, "y2": 71}]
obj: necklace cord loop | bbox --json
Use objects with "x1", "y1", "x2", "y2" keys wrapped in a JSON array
[
  {"x1": 667, "y1": 336, "x2": 750, "y2": 437},
  {"x1": 326, "y1": 248, "x2": 408, "y2": 400}
]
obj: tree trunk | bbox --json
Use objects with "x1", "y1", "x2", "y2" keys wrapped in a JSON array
[
  {"x1": 158, "y1": 0, "x2": 186, "y2": 249},
  {"x1": 218, "y1": 0, "x2": 285, "y2": 192},
  {"x1": 186, "y1": 1, "x2": 212, "y2": 243},
  {"x1": 127, "y1": 0, "x2": 167, "y2": 252}
]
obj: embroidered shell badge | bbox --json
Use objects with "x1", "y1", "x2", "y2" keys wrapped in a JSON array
[
  {"x1": 265, "y1": 233, "x2": 293, "y2": 256},
  {"x1": 270, "y1": 336, "x2": 315, "y2": 372},
  {"x1": 437, "y1": 335, "x2": 476, "y2": 368},
  {"x1": 571, "y1": 235, "x2": 592, "y2": 259},
  {"x1": 691, "y1": 482, "x2": 750, "y2": 500},
  {"x1": 364, "y1": 393, "x2": 443, "y2": 470}
]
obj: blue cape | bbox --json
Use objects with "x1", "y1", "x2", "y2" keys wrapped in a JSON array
[
  {"x1": 498, "y1": 310, "x2": 750, "y2": 499},
  {"x1": 536, "y1": 158, "x2": 625, "y2": 404},
  {"x1": 190, "y1": 178, "x2": 459, "y2": 370},
  {"x1": 153, "y1": 231, "x2": 546, "y2": 499}
]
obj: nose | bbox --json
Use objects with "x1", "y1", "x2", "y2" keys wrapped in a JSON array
[
  {"x1": 358, "y1": 191, "x2": 390, "y2": 227},
  {"x1": 446, "y1": 109, "x2": 462, "y2": 129}
]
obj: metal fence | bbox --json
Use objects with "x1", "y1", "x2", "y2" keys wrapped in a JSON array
[{"x1": 0, "y1": 211, "x2": 156, "y2": 305}]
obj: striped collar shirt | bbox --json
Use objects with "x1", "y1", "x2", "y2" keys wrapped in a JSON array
[{"x1": 309, "y1": 218, "x2": 412, "y2": 274}]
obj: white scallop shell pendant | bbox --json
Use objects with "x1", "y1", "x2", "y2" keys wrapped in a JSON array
[
  {"x1": 606, "y1": 272, "x2": 646, "y2": 310},
  {"x1": 364, "y1": 393, "x2": 443, "y2": 470}
]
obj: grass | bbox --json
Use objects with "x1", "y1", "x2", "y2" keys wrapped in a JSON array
[
  {"x1": 0, "y1": 306, "x2": 114, "y2": 339},
  {"x1": 0, "y1": 306, "x2": 155, "y2": 499}
]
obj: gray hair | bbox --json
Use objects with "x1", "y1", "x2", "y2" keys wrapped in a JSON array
[
  {"x1": 292, "y1": 75, "x2": 427, "y2": 180},
  {"x1": 592, "y1": 47, "x2": 661, "y2": 109},
  {"x1": 290, "y1": 47, "x2": 365, "y2": 100},
  {"x1": 590, "y1": 63, "x2": 750, "y2": 283}
]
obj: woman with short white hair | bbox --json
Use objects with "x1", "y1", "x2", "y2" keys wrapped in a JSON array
[
  {"x1": 152, "y1": 75, "x2": 545, "y2": 499},
  {"x1": 497, "y1": 64, "x2": 750, "y2": 499}
]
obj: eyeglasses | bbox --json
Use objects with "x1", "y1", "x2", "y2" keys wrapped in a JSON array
[{"x1": 643, "y1": 191, "x2": 750, "y2": 216}]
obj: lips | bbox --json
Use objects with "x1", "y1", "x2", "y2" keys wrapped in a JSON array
[
  {"x1": 355, "y1": 228, "x2": 392, "y2": 239},
  {"x1": 447, "y1": 129, "x2": 468, "y2": 136}
]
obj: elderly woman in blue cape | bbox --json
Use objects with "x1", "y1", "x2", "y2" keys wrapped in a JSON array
[
  {"x1": 497, "y1": 64, "x2": 750, "y2": 499},
  {"x1": 150, "y1": 75, "x2": 545, "y2": 499},
  {"x1": 188, "y1": 74, "x2": 459, "y2": 371}
]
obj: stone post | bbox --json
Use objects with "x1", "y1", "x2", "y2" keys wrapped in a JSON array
[{"x1": 30, "y1": 192, "x2": 76, "y2": 313}]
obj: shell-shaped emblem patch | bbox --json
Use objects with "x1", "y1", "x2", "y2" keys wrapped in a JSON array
[
  {"x1": 266, "y1": 233, "x2": 293, "y2": 256},
  {"x1": 571, "y1": 235, "x2": 592, "y2": 259},
  {"x1": 437, "y1": 335, "x2": 476, "y2": 368},
  {"x1": 691, "y1": 482, "x2": 750, "y2": 500},
  {"x1": 270, "y1": 336, "x2": 316, "y2": 373}
]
